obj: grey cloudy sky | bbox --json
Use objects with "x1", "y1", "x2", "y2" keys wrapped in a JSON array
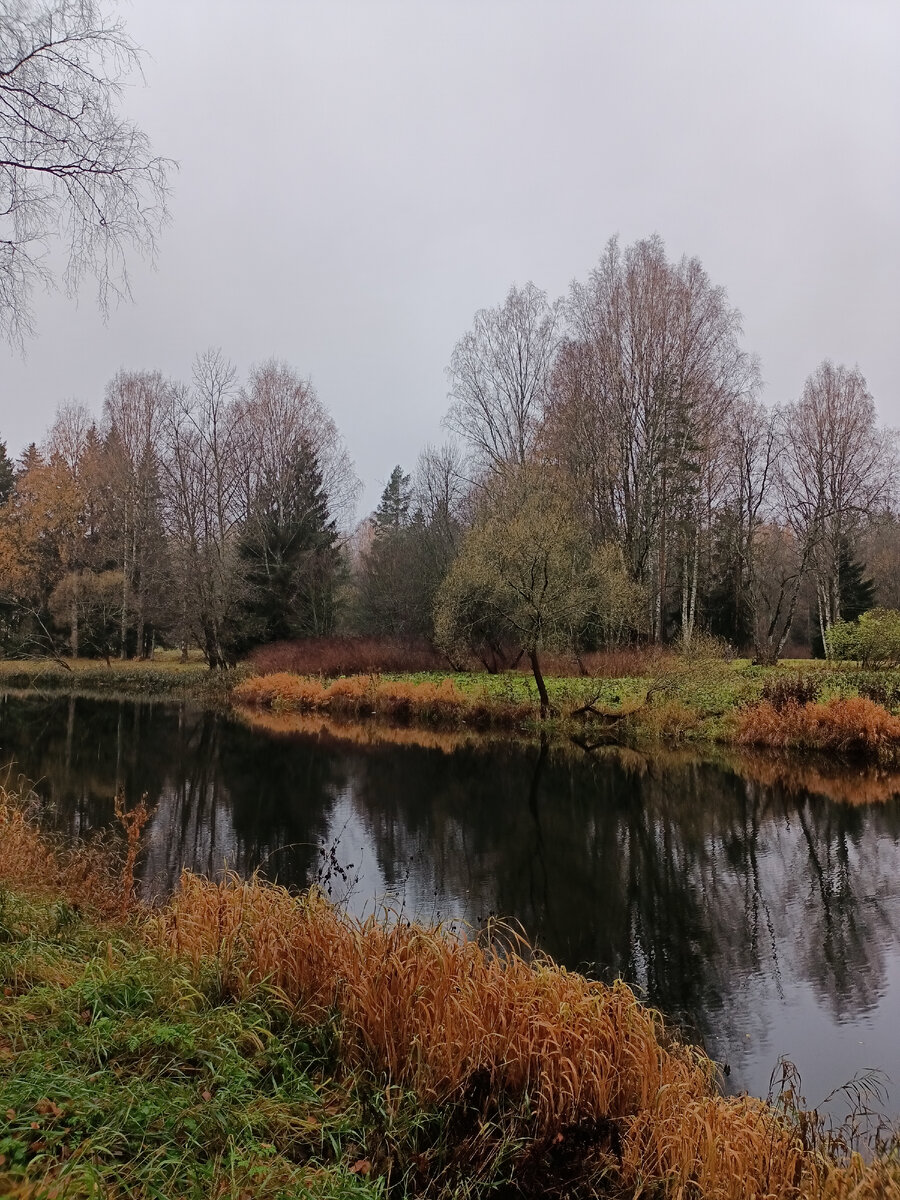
[{"x1": 2, "y1": 0, "x2": 898, "y2": 516}]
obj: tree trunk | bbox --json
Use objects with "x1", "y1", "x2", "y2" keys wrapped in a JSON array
[
  {"x1": 70, "y1": 582, "x2": 79, "y2": 659},
  {"x1": 529, "y1": 647, "x2": 550, "y2": 719}
]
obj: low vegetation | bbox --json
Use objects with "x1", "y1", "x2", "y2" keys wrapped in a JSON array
[
  {"x1": 0, "y1": 654, "x2": 236, "y2": 700},
  {"x1": 248, "y1": 637, "x2": 447, "y2": 678},
  {"x1": 2, "y1": 785, "x2": 900, "y2": 1199},
  {"x1": 233, "y1": 645, "x2": 900, "y2": 759}
]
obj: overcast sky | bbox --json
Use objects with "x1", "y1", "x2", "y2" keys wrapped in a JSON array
[{"x1": 2, "y1": 0, "x2": 898, "y2": 516}]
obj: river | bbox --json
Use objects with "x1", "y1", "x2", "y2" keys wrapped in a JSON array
[{"x1": 3, "y1": 689, "x2": 900, "y2": 1117}]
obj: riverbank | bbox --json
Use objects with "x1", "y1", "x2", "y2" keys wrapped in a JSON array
[
  {"x1": 0, "y1": 655, "x2": 240, "y2": 701},
  {"x1": 233, "y1": 659, "x2": 900, "y2": 761},
  {"x1": 1, "y1": 787, "x2": 899, "y2": 1199},
  {"x1": 6, "y1": 654, "x2": 900, "y2": 762}
]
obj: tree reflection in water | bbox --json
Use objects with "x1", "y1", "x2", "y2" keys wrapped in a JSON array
[{"x1": 3, "y1": 691, "x2": 900, "y2": 1110}]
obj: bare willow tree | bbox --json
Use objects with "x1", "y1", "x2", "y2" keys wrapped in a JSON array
[
  {"x1": 780, "y1": 362, "x2": 896, "y2": 649},
  {"x1": 445, "y1": 282, "x2": 561, "y2": 472},
  {"x1": 0, "y1": 0, "x2": 172, "y2": 342}
]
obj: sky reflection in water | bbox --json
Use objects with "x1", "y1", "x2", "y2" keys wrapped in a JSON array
[{"x1": 3, "y1": 690, "x2": 900, "y2": 1114}]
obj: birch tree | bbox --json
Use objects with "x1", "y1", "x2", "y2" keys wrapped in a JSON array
[
  {"x1": 0, "y1": 0, "x2": 171, "y2": 343},
  {"x1": 103, "y1": 370, "x2": 170, "y2": 657},
  {"x1": 446, "y1": 283, "x2": 561, "y2": 472},
  {"x1": 552, "y1": 235, "x2": 757, "y2": 642},
  {"x1": 780, "y1": 362, "x2": 896, "y2": 650},
  {"x1": 161, "y1": 350, "x2": 244, "y2": 666}
]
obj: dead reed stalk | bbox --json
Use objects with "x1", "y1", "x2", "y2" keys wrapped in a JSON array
[
  {"x1": 113, "y1": 787, "x2": 156, "y2": 916},
  {"x1": 0, "y1": 785, "x2": 122, "y2": 918}
]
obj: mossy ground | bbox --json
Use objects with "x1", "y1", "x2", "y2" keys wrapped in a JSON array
[{"x1": 0, "y1": 890, "x2": 383, "y2": 1199}]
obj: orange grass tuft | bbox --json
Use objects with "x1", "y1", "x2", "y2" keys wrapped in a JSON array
[
  {"x1": 156, "y1": 872, "x2": 900, "y2": 1200},
  {"x1": 233, "y1": 672, "x2": 527, "y2": 728},
  {"x1": 738, "y1": 696, "x2": 900, "y2": 758},
  {"x1": 0, "y1": 786, "x2": 124, "y2": 919}
]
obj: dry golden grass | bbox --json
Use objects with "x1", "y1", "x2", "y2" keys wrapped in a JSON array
[
  {"x1": 156, "y1": 873, "x2": 900, "y2": 1200},
  {"x1": 233, "y1": 672, "x2": 526, "y2": 728},
  {"x1": 738, "y1": 696, "x2": 900, "y2": 758},
  {"x1": 4, "y1": 785, "x2": 900, "y2": 1197},
  {"x1": 0, "y1": 786, "x2": 123, "y2": 919}
]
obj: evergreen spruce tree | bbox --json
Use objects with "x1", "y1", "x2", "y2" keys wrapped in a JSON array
[
  {"x1": 238, "y1": 444, "x2": 338, "y2": 646},
  {"x1": 0, "y1": 439, "x2": 14, "y2": 505},
  {"x1": 374, "y1": 466, "x2": 412, "y2": 531}
]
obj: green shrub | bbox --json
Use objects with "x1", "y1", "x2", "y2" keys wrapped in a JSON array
[{"x1": 826, "y1": 609, "x2": 900, "y2": 669}]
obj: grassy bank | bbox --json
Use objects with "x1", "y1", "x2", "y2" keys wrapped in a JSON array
[
  {"x1": 8, "y1": 651, "x2": 900, "y2": 762},
  {"x1": 2, "y1": 787, "x2": 900, "y2": 1198},
  {"x1": 233, "y1": 659, "x2": 900, "y2": 761},
  {"x1": 0, "y1": 655, "x2": 239, "y2": 702}
]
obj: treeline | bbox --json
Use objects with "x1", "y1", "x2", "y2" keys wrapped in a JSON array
[
  {"x1": 364, "y1": 235, "x2": 900, "y2": 685},
  {"x1": 2, "y1": 234, "x2": 898, "y2": 672},
  {"x1": 0, "y1": 355, "x2": 356, "y2": 665}
]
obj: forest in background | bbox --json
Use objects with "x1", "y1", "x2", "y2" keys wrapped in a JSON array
[{"x1": 1, "y1": 234, "x2": 898, "y2": 673}]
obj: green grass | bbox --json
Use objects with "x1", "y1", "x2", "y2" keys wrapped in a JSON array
[
  {"x1": 0, "y1": 656, "x2": 246, "y2": 701},
  {"x1": 0, "y1": 891, "x2": 383, "y2": 1199}
]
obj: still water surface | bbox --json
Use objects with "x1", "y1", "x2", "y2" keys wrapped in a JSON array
[{"x1": 4, "y1": 691, "x2": 900, "y2": 1114}]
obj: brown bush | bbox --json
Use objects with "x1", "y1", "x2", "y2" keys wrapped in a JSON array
[
  {"x1": 247, "y1": 637, "x2": 446, "y2": 677},
  {"x1": 738, "y1": 696, "x2": 900, "y2": 758}
]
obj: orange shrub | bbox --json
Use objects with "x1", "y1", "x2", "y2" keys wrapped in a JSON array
[{"x1": 738, "y1": 696, "x2": 900, "y2": 758}]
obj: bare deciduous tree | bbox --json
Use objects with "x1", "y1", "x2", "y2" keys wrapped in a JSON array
[
  {"x1": 780, "y1": 362, "x2": 896, "y2": 649},
  {"x1": 103, "y1": 369, "x2": 170, "y2": 657},
  {"x1": 445, "y1": 282, "x2": 561, "y2": 472},
  {"x1": 552, "y1": 235, "x2": 758, "y2": 641},
  {"x1": 0, "y1": 0, "x2": 172, "y2": 342},
  {"x1": 161, "y1": 350, "x2": 245, "y2": 666}
]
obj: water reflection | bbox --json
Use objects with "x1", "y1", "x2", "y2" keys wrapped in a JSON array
[{"x1": 3, "y1": 690, "x2": 900, "y2": 1111}]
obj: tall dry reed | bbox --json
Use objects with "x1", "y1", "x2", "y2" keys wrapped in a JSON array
[
  {"x1": 0, "y1": 784, "x2": 146, "y2": 919},
  {"x1": 157, "y1": 873, "x2": 900, "y2": 1200},
  {"x1": 738, "y1": 696, "x2": 900, "y2": 758}
]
